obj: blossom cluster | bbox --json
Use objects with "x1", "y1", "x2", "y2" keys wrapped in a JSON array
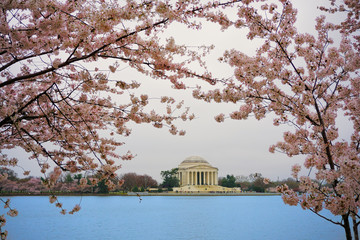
[
  {"x1": 0, "y1": 197, "x2": 18, "y2": 237},
  {"x1": 0, "y1": 0, "x2": 235, "y2": 202}
]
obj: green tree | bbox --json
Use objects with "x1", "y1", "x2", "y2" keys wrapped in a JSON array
[
  {"x1": 220, "y1": 175, "x2": 236, "y2": 188},
  {"x1": 64, "y1": 173, "x2": 73, "y2": 183},
  {"x1": 73, "y1": 174, "x2": 82, "y2": 184},
  {"x1": 160, "y1": 168, "x2": 179, "y2": 190},
  {"x1": 97, "y1": 179, "x2": 109, "y2": 194}
]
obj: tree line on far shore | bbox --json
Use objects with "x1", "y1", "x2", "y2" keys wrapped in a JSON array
[
  {"x1": 0, "y1": 168, "x2": 156, "y2": 194},
  {"x1": 219, "y1": 173, "x2": 300, "y2": 193},
  {"x1": 0, "y1": 167, "x2": 302, "y2": 194}
]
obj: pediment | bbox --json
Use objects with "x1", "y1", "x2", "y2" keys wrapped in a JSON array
[{"x1": 181, "y1": 165, "x2": 218, "y2": 171}]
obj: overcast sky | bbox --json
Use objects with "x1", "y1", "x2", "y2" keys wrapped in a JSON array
[
  {"x1": 116, "y1": 0, "x2": 351, "y2": 182},
  {"x1": 10, "y1": 0, "x2": 352, "y2": 183}
]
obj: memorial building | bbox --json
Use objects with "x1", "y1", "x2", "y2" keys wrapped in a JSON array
[
  {"x1": 177, "y1": 156, "x2": 218, "y2": 186},
  {"x1": 173, "y1": 156, "x2": 241, "y2": 193}
]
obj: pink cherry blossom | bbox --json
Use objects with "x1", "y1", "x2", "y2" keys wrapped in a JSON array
[
  {"x1": 0, "y1": 1, "x2": 242, "y2": 237},
  {"x1": 195, "y1": 1, "x2": 360, "y2": 239}
]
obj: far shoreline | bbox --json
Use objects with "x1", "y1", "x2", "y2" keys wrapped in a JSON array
[{"x1": 0, "y1": 192, "x2": 280, "y2": 197}]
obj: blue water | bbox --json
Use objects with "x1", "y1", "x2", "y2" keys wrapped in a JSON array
[{"x1": 3, "y1": 196, "x2": 344, "y2": 240}]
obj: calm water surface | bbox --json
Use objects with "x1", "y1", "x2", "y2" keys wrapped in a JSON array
[{"x1": 4, "y1": 196, "x2": 344, "y2": 240}]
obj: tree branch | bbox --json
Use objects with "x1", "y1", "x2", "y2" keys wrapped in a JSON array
[
  {"x1": 309, "y1": 208, "x2": 343, "y2": 226},
  {"x1": 0, "y1": 18, "x2": 169, "y2": 88}
]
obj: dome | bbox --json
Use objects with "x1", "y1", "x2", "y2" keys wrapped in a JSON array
[
  {"x1": 178, "y1": 156, "x2": 212, "y2": 169},
  {"x1": 181, "y1": 156, "x2": 209, "y2": 164}
]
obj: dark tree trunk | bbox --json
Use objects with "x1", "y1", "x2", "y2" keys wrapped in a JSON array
[
  {"x1": 343, "y1": 215, "x2": 353, "y2": 240},
  {"x1": 353, "y1": 217, "x2": 359, "y2": 240}
]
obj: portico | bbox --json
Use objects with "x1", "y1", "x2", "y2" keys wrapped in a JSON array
[
  {"x1": 173, "y1": 156, "x2": 242, "y2": 193},
  {"x1": 177, "y1": 156, "x2": 218, "y2": 186}
]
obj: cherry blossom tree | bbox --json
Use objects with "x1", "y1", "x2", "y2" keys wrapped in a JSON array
[
  {"x1": 2, "y1": 0, "x2": 357, "y2": 239},
  {"x1": 0, "y1": 0, "x2": 202, "y2": 187},
  {"x1": 193, "y1": 0, "x2": 359, "y2": 239},
  {"x1": 0, "y1": 0, "x2": 238, "y2": 237}
]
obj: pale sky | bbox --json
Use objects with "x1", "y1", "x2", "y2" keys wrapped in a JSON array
[
  {"x1": 9, "y1": 0, "x2": 352, "y2": 183},
  {"x1": 117, "y1": 0, "x2": 350, "y2": 182}
]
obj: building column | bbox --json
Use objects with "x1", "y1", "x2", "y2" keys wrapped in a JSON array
[
  {"x1": 192, "y1": 171, "x2": 194, "y2": 185},
  {"x1": 186, "y1": 171, "x2": 190, "y2": 185},
  {"x1": 191, "y1": 172, "x2": 194, "y2": 185},
  {"x1": 206, "y1": 171, "x2": 209, "y2": 185},
  {"x1": 195, "y1": 171, "x2": 198, "y2": 185}
]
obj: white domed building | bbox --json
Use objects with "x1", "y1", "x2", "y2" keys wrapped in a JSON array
[
  {"x1": 177, "y1": 156, "x2": 218, "y2": 186},
  {"x1": 173, "y1": 156, "x2": 241, "y2": 193}
]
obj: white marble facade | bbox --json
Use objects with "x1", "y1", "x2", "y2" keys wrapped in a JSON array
[{"x1": 177, "y1": 156, "x2": 218, "y2": 186}]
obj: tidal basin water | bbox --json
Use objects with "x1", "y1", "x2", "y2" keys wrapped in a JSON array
[{"x1": 4, "y1": 195, "x2": 344, "y2": 240}]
